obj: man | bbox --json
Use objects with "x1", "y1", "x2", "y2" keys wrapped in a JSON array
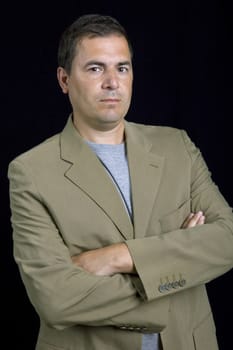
[{"x1": 8, "y1": 13, "x2": 233, "y2": 350}]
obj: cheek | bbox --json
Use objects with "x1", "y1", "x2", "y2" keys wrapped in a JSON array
[
  {"x1": 79, "y1": 81, "x2": 100, "y2": 99},
  {"x1": 70, "y1": 84, "x2": 87, "y2": 101},
  {"x1": 123, "y1": 82, "x2": 132, "y2": 100},
  {"x1": 123, "y1": 77, "x2": 133, "y2": 92}
]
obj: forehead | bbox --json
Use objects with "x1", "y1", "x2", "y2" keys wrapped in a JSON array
[{"x1": 75, "y1": 35, "x2": 132, "y2": 62}]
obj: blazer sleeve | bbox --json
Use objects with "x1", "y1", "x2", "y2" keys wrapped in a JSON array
[
  {"x1": 8, "y1": 159, "x2": 169, "y2": 331},
  {"x1": 126, "y1": 130, "x2": 233, "y2": 301}
]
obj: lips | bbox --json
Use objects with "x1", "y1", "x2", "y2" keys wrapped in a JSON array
[{"x1": 101, "y1": 99, "x2": 120, "y2": 102}]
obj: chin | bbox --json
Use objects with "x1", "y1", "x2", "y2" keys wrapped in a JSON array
[
  {"x1": 95, "y1": 116, "x2": 123, "y2": 130},
  {"x1": 99, "y1": 113, "x2": 123, "y2": 123}
]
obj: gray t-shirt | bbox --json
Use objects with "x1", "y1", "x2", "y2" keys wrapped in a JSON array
[{"x1": 86, "y1": 141, "x2": 159, "y2": 350}]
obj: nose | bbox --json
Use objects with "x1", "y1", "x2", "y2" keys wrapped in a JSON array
[{"x1": 102, "y1": 70, "x2": 119, "y2": 90}]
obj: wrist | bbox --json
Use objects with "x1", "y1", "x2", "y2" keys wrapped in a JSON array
[{"x1": 111, "y1": 243, "x2": 135, "y2": 274}]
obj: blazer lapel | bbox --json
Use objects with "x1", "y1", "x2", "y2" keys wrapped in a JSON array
[
  {"x1": 60, "y1": 117, "x2": 134, "y2": 240},
  {"x1": 125, "y1": 122, "x2": 165, "y2": 239}
]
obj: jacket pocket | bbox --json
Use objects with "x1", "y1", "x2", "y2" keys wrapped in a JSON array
[
  {"x1": 192, "y1": 312, "x2": 218, "y2": 350},
  {"x1": 159, "y1": 199, "x2": 191, "y2": 233}
]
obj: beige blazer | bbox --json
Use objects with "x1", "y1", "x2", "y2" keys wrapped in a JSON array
[{"x1": 8, "y1": 116, "x2": 233, "y2": 350}]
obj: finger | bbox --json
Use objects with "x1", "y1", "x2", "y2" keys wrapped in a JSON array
[
  {"x1": 181, "y1": 213, "x2": 194, "y2": 228},
  {"x1": 196, "y1": 215, "x2": 205, "y2": 225},
  {"x1": 183, "y1": 211, "x2": 204, "y2": 228},
  {"x1": 189, "y1": 211, "x2": 204, "y2": 227}
]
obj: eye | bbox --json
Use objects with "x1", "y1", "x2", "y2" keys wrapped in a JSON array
[
  {"x1": 89, "y1": 66, "x2": 103, "y2": 72},
  {"x1": 118, "y1": 66, "x2": 129, "y2": 73}
]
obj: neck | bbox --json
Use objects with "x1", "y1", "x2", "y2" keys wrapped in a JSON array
[{"x1": 73, "y1": 119, "x2": 125, "y2": 145}]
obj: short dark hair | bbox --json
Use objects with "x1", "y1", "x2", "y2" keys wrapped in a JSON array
[{"x1": 57, "y1": 14, "x2": 133, "y2": 74}]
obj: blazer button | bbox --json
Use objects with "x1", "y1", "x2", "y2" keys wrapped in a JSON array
[
  {"x1": 158, "y1": 284, "x2": 166, "y2": 293},
  {"x1": 165, "y1": 282, "x2": 173, "y2": 290},
  {"x1": 179, "y1": 278, "x2": 186, "y2": 287},
  {"x1": 171, "y1": 281, "x2": 179, "y2": 289}
]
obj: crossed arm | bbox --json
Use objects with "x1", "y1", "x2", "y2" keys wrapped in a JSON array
[{"x1": 72, "y1": 211, "x2": 205, "y2": 276}]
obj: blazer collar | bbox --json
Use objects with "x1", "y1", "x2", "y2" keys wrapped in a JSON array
[{"x1": 60, "y1": 116, "x2": 164, "y2": 240}]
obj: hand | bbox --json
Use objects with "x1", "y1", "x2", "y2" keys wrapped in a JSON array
[
  {"x1": 71, "y1": 243, "x2": 135, "y2": 276},
  {"x1": 181, "y1": 211, "x2": 205, "y2": 229}
]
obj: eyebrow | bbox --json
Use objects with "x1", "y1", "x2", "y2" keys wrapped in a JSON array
[{"x1": 84, "y1": 60, "x2": 132, "y2": 68}]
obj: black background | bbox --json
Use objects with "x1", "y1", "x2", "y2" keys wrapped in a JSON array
[{"x1": 1, "y1": 1, "x2": 232, "y2": 349}]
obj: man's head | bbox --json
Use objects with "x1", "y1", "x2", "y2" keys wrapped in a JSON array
[
  {"x1": 57, "y1": 14, "x2": 133, "y2": 139},
  {"x1": 58, "y1": 14, "x2": 133, "y2": 75}
]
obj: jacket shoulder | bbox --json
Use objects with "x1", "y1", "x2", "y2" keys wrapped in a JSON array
[
  {"x1": 126, "y1": 121, "x2": 182, "y2": 136},
  {"x1": 126, "y1": 121, "x2": 187, "y2": 145},
  {"x1": 8, "y1": 133, "x2": 60, "y2": 168}
]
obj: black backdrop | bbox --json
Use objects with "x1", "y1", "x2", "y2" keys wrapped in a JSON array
[{"x1": 1, "y1": 1, "x2": 232, "y2": 349}]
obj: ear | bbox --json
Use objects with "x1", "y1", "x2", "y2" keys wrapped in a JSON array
[{"x1": 57, "y1": 67, "x2": 69, "y2": 94}]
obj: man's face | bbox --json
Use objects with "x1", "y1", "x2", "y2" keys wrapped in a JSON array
[{"x1": 58, "y1": 34, "x2": 133, "y2": 132}]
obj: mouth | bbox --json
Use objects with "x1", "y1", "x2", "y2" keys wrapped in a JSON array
[
  {"x1": 100, "y1": 99, "x2": 120, "y2": 105},
  {"x1": 100, "y1": 98, "x2": 120, "y2": 101}
]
